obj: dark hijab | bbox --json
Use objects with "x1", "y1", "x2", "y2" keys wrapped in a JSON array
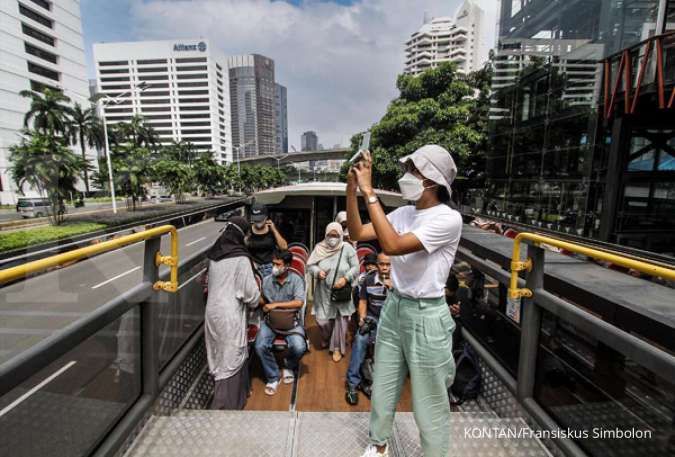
[{"x1": 206, "y1": 216, "x2": 252, "y2": 262}]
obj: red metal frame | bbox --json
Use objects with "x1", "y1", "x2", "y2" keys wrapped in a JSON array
[{"x1": 602, "y1": 32, "x2": 675, "y2": 120}]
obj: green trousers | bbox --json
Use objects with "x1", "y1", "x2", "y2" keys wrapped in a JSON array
[{"x1": 369, "y1": 289, "x2": 455, "y2": 457}]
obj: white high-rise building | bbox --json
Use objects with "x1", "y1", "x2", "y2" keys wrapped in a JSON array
[
  {"x1": 0, "y1": 0, "x2": 90, "y2": 204},
  {"x1": 404, "y1": 0, "x2": 487, "y2": 75},
  {"x1": 93, "y1": 39, "x2": 232, "y2": 164}
]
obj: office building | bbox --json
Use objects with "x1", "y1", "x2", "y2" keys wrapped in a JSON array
[
  {"x1": 301, "y1": 131, "x2": 318, "y2": 151},
  {"x1": 275, "y1": 83, "x2": 288, "y2": 153},
  {"x1": 404, "y1": 0, "x2": 487, "y2": 75},
  {"x1": 228, "y1": 54, "x2": 277, "y2": 159},
  {"x1": 482, "y1": 0, "x2": 675, "y2": 254},
  {"x1": 93, "y1": 39, "x2": 231, "y2": 164},
  {"x1": 0, "y1": 0, "x2": 90, "y2": 204}
]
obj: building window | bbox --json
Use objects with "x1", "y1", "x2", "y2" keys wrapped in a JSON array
[
  {"x1": 29, "y1": 0, "x2": 51, "y2": 10},
  {"x1": 141, "y1": 91, "x2": 170, "y2": 97},
  {"x1": 101, "y1": 76, "x2": 129, "y2": 82},
  {"x1": 27, "y1": 61, "x2": 59, "y2": 81},
  {"x1": 24, "y1": 42, "x2": 57, "y2": 64},
  {"x1": 137, "y1": 59, "x2": 167, "y2": 65},
  {"x1": 30, "y1": 79, "x2": 58, "y2": 93},
  {"x1": 181, "y1": 121, "x2": 211, "y2": 127},
  {"x1": 180, "y1": 106, "x2": 209, "y2": 112},
  {"x1": 175, "y1": 57, "x2": 207, "y2": 64},
  {"x1": 138, "y1": 74, "x2": 168, "y2": 81},
  {"x1": 141, "y1": 98, "x2": 171, "y2": 105},
  {"x1": 178, "y1": 90, "x2": 209, "y2": 96},
  {"x1": 177, "y1": 65, "x2": 208, "y2": 72},
  {"x1": 177, "y1": 81, "x2": 208, "y2": 88},
  {"x1": 180, "y1": 113, "x2": 210, "y2": 119},
  {"x1": 19, "y1": 3, "x2": 53, "y2": 28},
  {"x1": 99, "y1": 60, "x2": 128, "y2": 66},
  {"x1": 100, "y1": 68, "x2": 129, "y2": 75},
  {"x1": 21, "y1": 23, "x2": 55, "y2": 46},
  {"x1": 179, "y1": 97, "x2": 209, "y2": 104},
  {"x1": 137, "y1": 67, "x2": 167, "y2": 73},
  {"x1": 176, "y1": 73, "x2": 208, "y2": 80},
  {"x1": 101, "y1": 84, "x2": 131, "y2": 90}
]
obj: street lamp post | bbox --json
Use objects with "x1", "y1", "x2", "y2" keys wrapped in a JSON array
[
  {"x1": 96, "y1": 81, "x2": 148, "y2": 213},
  {"x1": 232, "y1": 140, "x2": 255, "y2": 193}
]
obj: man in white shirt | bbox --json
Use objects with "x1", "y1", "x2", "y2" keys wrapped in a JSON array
[{"x1": 346, "y1": 144, "x2": 461, "y2": 457}]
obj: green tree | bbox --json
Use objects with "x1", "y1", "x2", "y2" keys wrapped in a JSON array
[
  {"x1": 111, "y1": 143, "x2": 153, "y2": 210},
  {"x1": 20, "y1": 89, "x2": 73, "y2": 137},
  {"x1": 9, "y1": 131, "x2": 88, "y2": 225},
  {"x1": 344, "y1": 62, "x2": 490, "y2": 194},
  {"x1": 152, "y1": 159, "x2": 195, "y2": 203},
  {"x1": 110, "y1": 114, "x2": 158, "y2": 149},
  {"x1": 193, "y1": 155, "x2": 226, "y2": 196},
  {"x1": 68, "y1": 102, "x2": 104, "y2": 193}
]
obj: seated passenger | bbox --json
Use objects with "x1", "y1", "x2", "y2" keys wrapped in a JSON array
[
  {"x1": 353, "y1": 253, "x2": 379, "y2": 307},
  {"x1": 346, "y1": 253, "x2": 391, "y2": 405},
  {"x1": 254, "y1": 249, "x2": 307, "y2": 396}
]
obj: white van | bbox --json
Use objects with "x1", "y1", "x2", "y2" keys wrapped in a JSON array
[{"x1": 17, "y1": 198, "x2": 65, "y2": 218}]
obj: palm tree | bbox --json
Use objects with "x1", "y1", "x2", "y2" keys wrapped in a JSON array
[
  {"x1": 9, "y1": 131, "x2": 88, "y2": 225},
  {"x1": 20, "y1": 88, "x2": 73, "y2": 137},
  {"x1": 69, "y1": 103, "x2": 104, "y2": 193},
  {"x1": 110, "y1": 114, "x2": 158, "y2": 149}
]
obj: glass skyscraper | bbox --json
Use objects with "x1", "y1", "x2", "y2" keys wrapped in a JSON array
[{"x1": 483, "y1": 0, "x2": 675, "y2": 254}]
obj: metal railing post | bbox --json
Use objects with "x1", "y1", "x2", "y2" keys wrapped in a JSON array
[
  {"x1": 142, "y1": 238, "x2": 160, "y2": 397},
  {"x1": 517, "y1": 244, "x2": 544, "y2": 400}
]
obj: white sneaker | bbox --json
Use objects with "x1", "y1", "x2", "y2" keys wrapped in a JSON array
[
  {"x1": 264, "y1": 381, "x2": 279, "y2": 396},
  {"x1": 282, "y1": 368, "x2": 295, "y2": 384},
  {"x1": 359, "y1": 445, "x2": 388, "y2": 457}
]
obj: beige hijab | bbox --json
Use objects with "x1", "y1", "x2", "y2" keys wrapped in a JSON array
[{"x1": 307, "y1": 222, "x2": 344, "y2": 266}]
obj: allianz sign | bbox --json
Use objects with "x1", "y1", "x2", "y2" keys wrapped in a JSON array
[{"x1": 174, "y1": 42, "x2": 207, "y2": 52}]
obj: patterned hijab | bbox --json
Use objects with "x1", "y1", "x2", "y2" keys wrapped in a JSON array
[{"x1": 307, "y1": 222, "x2": 344, "y2": 266}]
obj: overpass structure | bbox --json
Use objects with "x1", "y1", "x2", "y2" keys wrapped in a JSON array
[{"x1": 238, "y1": 148, "x2": 350, "y2": 167}]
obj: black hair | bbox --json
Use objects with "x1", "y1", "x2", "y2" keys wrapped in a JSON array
[
  {"x1": 446, "y1": 274, "x2": 459, "y2": 292},
  {"x1": 437, "y1": 186, "x2": 451, "y2": 204},
  {"x1": 273, "y1": 249, "x2": 293, "y2": 266},
  {"x1": 363, "y1": 253, "x2": 378, "y2": 266}
]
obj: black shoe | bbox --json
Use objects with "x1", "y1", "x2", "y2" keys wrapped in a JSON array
[
  {"x1": 360, "y1": 383, "x2": 372, "y2": 399},
  {"x1": 346, "y1": 386, "x2": 359, "y2": 405}
]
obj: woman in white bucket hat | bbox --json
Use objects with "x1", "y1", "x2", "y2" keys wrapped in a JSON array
[{"x1": 346, "y1": 145, "x2": 462, "y2": 457}]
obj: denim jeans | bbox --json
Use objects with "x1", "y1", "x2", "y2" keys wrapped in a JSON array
[
  {"x1": 254, "y1": 321, "x2": 306, "y2": 383},
  {"x1": 346, "y1": 322, "x2": 377, "y2": 388}
]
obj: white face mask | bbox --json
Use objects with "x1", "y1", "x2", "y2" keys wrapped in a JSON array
[
  {"x1": 398, "y1": 172, "x2": 437, "y2": 201},
  {"x1": 254, "y1": 221, "x2": 266, "y2": 229},
  {"x1": 272, "y1": 266, "x2": 286, "y2": 277},
  {"x1": 326, "y1": 237, "x2": 340, "y2": 248}
]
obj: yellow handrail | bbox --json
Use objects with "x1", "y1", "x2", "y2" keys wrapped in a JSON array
[
  {"x1": 509, "y1": 232, "x2": 675, "y2": 299},
  {"x1": 0, "y1": 225, "x2": 179, "y2": 292}
]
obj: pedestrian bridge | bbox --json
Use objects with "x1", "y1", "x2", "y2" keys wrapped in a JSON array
[{"x1": 238, "y1": 148, "x2": 350, "y2": 167}]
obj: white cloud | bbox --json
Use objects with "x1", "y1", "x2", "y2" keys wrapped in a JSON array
[{"x1": 123, "y1": 0, "x2": 498, "y2": 148}]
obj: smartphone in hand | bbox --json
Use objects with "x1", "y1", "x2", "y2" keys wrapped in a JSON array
[{"x1": 349, "y1": 131, "x2": 371, "y2": 164}]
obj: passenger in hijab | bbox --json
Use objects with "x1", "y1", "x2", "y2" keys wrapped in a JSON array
[
  {"x1": 308, "y1": 222, "x2": 359, "y2": 362},
  {"x1": 205, "y1": 216, "x2": 261, "y2": 410}
]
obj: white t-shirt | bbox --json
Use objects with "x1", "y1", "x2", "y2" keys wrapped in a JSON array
[{"x1": 386, "y1": 204, "x2": 462, "y2": 298}]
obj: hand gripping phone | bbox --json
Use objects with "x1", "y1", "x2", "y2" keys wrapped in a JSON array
[{"x1": 349, "y1": 131, "x2": 371, "y2": 164}]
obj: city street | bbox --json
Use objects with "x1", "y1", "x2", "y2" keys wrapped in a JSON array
[{"x1": 0, "y1": 218, "x2": 224, "y2": 365}]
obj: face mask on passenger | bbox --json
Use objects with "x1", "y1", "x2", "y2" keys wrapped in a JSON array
[
  {"x1": 254, "y1": 221, "x2": 266, "y2": 229},
  {"x1": 397, "y1": 172, "x2": 436, "y2": 201},
  {"x1": 272, "y1": 266, "x2": 287, "y2": 277},
  {"x1": 326, "y1": 236, "x2": 340, "y2": 248}
]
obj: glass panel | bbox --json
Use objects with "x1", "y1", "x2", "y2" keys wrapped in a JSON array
[
  {"x1": 0, "y1": 308, "x2": 141, "y2": 457},
  {"x1": 158, "y1": 261, "x2": 207, "y2": 368},
  {"x1": 535, "y1": 309, "x2": 675, "y2": 457},
  {"x1": 455, "y1": 266, "x2": 520, "y2": 376},
  {"x1": 628, "y1": 150, "x2": 656, "y2": 171}
]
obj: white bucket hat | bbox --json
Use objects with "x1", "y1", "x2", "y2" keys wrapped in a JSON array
[{"x1": 399, "y1": 144, "x2": 457, "y2": 195}]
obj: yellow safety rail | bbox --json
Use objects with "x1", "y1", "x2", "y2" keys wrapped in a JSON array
[
  {"x1": 0, "y1": 225, "x2": 179, "y2": 292},
  {"x1": 509, "y1": 232, "x2": 675, "y2": 299}
]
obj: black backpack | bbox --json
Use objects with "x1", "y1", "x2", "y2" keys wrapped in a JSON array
[{"x1": 449, "y1": 342, "x2": 481, "y2": 405}]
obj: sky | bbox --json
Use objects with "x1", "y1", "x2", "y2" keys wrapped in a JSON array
[{"x1": 81, "y1": 0, "x2": 498, "y2": 149}]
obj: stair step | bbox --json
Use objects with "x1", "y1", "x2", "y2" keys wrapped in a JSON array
[{"x1": 124, "y1": 411, "x2": 552, "y2": 457}]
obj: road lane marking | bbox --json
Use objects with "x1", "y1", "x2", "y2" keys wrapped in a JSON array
[
  {"x1": 91, "y1": 266, "x2": 141, "y2": 289},
  {"x1": 185, "y1": 236, "x2": 207, "y2": 247},
  {"x1": 177, "y1": 268, "x2": 207, "y2": 291},
  {"x1": 0, "y1": 361, "x2": 77, "y2": 418}
]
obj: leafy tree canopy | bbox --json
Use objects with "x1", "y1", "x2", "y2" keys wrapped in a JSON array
[{"x1": 344, "y1": 62, "x2": 492, "y2": 193}]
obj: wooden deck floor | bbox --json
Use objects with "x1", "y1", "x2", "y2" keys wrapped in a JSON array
[{"x1": 245, "y1": 305, "x2": 413, "y2": 412}]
